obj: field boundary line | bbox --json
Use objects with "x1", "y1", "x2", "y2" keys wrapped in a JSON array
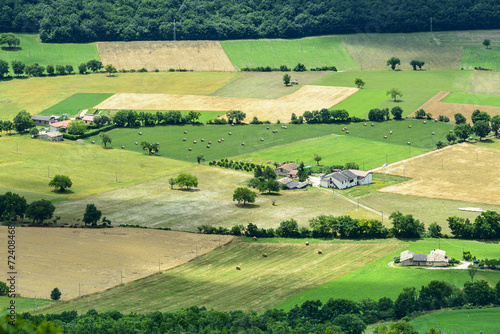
[{"x1": 317, "y1": 186, "x2": 384, "y2": 217}]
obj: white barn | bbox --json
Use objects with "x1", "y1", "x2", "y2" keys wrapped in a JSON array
[{"x1": 320, "y1": 170, "x2": 372, "y2": 189}]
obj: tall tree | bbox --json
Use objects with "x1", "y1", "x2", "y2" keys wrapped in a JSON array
[
  {"x1": 26, "y1": 199, "x2": 55, "y2": 225},
  {"x1": 354, "y1": 78, "x2": 365, "y2": 88},
  {"x1": 0, "y1": 192, "x2": 27, "y2": 222},
  {"x1": 233, "y1": 187, "x2": 257, "y2": 206},
  {"x1": 67, "y1": 120, "x2": 87, "y2": 135},
  {"x1": 197, "y1": 155, "x2": 205, "y2": 164},
  {"x1": 99, "y1": 132, "x2": 112, "y2": 147},
  {"x1": 454, "y1": 113, "x2": 467, "y2": 124},
  {"x1": 390, "y1": 106, "x2": 403, "y2": 120},
  {"x1": 13, "y1": 110, "x2": 35, "y2": 133},
  {"x1": 386, "y1": 57, "x2": 401, "y2": 70},
  {"x1": 283, "y1": 73, "x2": 291, "y2": 86},
  {"x1": 0, "y1": 33, "x2": 20, "y2": 49},
  {"x1": 50, "y1": 287, "x2": 62, "y2": 301},
  {"x1": 226, "y1": 110, "x2": 246, "y2": 124},
  {"x1": 87, "y1": 59, "x2": 103, "y2": 72},
  {"x1": 386, "y1": 88, "x2": 403, "y2": 102},
  {"x1": 141, "y1": 141, "x2": 160, "y2": 155},
  {"x1": 472, "y1": 120, "x2": 491, "y2": 140},
  {"x1": 0, "y1": 59, "x2": 9, "y2": 78},
  {"x1": 49, "y1": 175, "x2": 73, "y2": 192},
  {"x1": 314, "y1": 154, "x2": 322, "y2": 165},
  {"x1": 389, "y1": 211, "x2": 424, "y2": 238},
  {"x1": 83, "y1": 203, "x2": 102, "y2": 226},
  {"x1": 483, "y1": 39, "x2": 491, "y2": 49},
  {"x1": 491, "y1": 115, "x2": 500, "y2": 136},
  {"x1": 105, "y1": 64, "x2": 117, "y2": 76},
  {"x1": 11, "y1": 60, "x2": 25, "y2": 76},
  {"x1": 454, "y1": 123, "x2": 473, "y2": 141},
  {"x1": 175, "y1": 173, "x2": 198, "y2": 189}
]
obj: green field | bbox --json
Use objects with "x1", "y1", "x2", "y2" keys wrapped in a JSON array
[
  {"x1": 34, "y1": 238, "x2": 403, "y2": 314},
  {"x1": 433, "y1": 30, "x2": 500, "y2": 46},
  {"x1": 0, "y1": 186, "x2": 64, "y2": 204},
  {"x1": 0, "y1": 296, "x2": 52, "y2": 313},
  {"x1": 343, "y1": 32, "x2": 464, "y2": 70},
  {"x1": 222, "y1": 36, "x2": 359, "y2": 71},
  {"x1": 0, "y1": 136, "x2": 192, "y2": 199},
  {"x1": 441, "y1": 92, "x2": 500, "y2": 107},
  {"x1": 274, "y1": 238, "x2": 500, "y2": 311},
  {"x1": 461, "y1": 47, "x2": 500, "y2": 70},
  {"x1": 411, "y1": 308, "x2": 500, "y2": 334},
  {"x1": 332, "y1": 89, "x2": 394, "y2": 118},
  {"x1": 0, "y1": 34, "x2": 99, "y2": 75},
  {"x1": 470, "y1": 71, "x2": 500, "y2": 95},
  {"x1": 39, "y1": 93, "x2": 114, "y2": 117}
]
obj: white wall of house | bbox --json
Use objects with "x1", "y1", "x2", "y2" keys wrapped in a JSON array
[{"x1": 357, "y1": 174, "x2": 373, "y2": 185}]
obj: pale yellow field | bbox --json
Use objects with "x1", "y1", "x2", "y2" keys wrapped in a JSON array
[
  {"x1": 95, "y1": 85, "x2": 359, "y2": 122},
  {"x1": 97, "y1": 40, "x2": 237, "y2": 72},
  {"x1": 414, "y1": 91, "x2": 500, "y2": 122},
  {"x1": 0, "y1": 227, "x2": 233, "y2": 300},
  {"x1": 373, "y1": 143, "x2": 500, "y2": 205}
]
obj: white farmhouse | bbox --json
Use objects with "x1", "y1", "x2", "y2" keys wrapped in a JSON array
[{"x1": 320, "y1": 169, "x2": 372, "y2": 190}]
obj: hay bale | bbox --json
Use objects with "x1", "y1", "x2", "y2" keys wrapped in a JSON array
[
  {"x1": 408, "y1": 125, "x2": 412, "y2": 128},
  {"x1": 184, "y1": 131, "x2": 187, "y2": 134},
  {"x1": 193, "y1": 140, "x2": 197, "y2": 144},
  {"x1": 135, "y1": 142, "x2": 138, "y2": 145},
  {"x1": 236, "y1": 266, "x2": 241, "y2": 270},
  {"x1": 423, "y1": 121, "x2": 427, "y2": 124},
  {"x1": 207, "y1": 145, "x2": 210, "y2": 148},
  {"x1": 260, "y1": 138, "x2": 264, "y2": 141},
  {"x1": 229, "y1": 132, "x2": 232, "y2": 135},
  {"x1": 201, "y1": 139, "x2": 204, "y2": 142},
  {"x1": 231, "y1": 123, "x2": 235, "y2": 126},
  {"x1": 267, "y1": 127, "x2": 270, "y2": 130},
  {"x1": 218, "y1": 139, "x2": 221, "y2": 143},
  {"x1": 139, "y1": 132, "x2": 142, "y2": 135},
  {"x1": 305, "y1": 241, "x2": 309, "y2": 246},
  {"x1": 252, "y1": 236, "x2": 257, "y2": 241},
  {"x1": 188, "y1": 148, "x2": 192, "y2": 151},
  {"x1": 346, "y1": 131, "x2": 349, "y2": 134},
  {"x1": 241, "y1": 143, "x2": 245, "y2": 146},
  {"x1": 318, "y1": 250, "x2": 323, "y2": 255},
  {"x1": 208, "y1": 141, "x2": 211, "y2": 144},
  {"x1": 371, "y1": 123, "x2": 374, "y2": 126},
  {"x1": 262, "y1": 253, "x2": 267, "y2": 258},
  {"x1": 91, "y1": 141, "x2": 95, "y2": 144},
  {"x1": 407, "y1": 142, "x2": 411, "y2": 145},
  {"x1": 364, "y1": 123, "x2": 367, "y2": 126},
  {"x1": 121, "y1": 146, "x2": 125, "y2": 149},
  {"x1": 384, "y1": 136, "x2": 387, "y2": 139},
  {"x1": 432, "y1": 132, "x2": 435, "y2": 135},
  {"x1": 221, "y1": 138, "x2": 224, "y2": 141},
  {"x1": 389, "y1": 131, "x2": 393, "y2": 134},
  {"x1": 449, "y1": 130, "x2": 453, "y2": 133},
  {"x1": 183, "y1": 138, "x2": 186, "y2": 141}
]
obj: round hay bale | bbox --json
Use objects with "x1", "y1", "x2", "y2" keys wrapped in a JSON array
[
  {"x1": 262, "y1": 253, "x2": 267, "y2": 258},
  {"x1": 208, "y1": 141, "x2": 211, "y2": 144},
  {"x1": 229, "y1": 132, "x2": 232, "y2": 135},
  {"x1": 184, "y1": 131, "x2": 187, "y2": 134},
  {"x1": 183, "y1": 138, "x2": 186, "y2": 141},
  {"x1": 423, "y1": 121, "x2": 427, "y2": 124},
  {"x1": 346, "y1": 130, "x2": 349, "y2": 134},
  {"x1": 342, "y1": 128, "x2": 345, "y2": 132},
  {"x1": 218, "y1": 139, "x2": 221, "y2": 143},
  {"x1": 252, "y1": 236, "x2": 257, "y2": 241},
  {"x1": 91, "y1": 141, "x2": 95, "y2": 144},
  {"x1": 188, "y1": 148, "x2": 192, "y2": 151},
  {"x1": 432, "y1": 132, "x2": 435, "y2": 135},
  {"x1": 207, "y1": 145, "x2": 210, "y2": 148},
  {"x1": 408, "y1": 125, "x2": 412, "y2": 128},
  {"x1": 305, "y1": 241, "x2": 309, "y2": 246},
  {"x1": 156, "y1": 142, "x2": 159, "y2": 145},
  {"x1": 135, "y1": 142, "x2": 138, "y2": 145},
  {"x1": 364, "y1": 123, "x2": 367, "y2": 126},
  {"x1": 260, "y1": 138, "x2": 264, "y2": 141},
  {"x1": 267, "y1": 127, "x2": 269, "y2": 130},
  {"x1": 389, "y1": 131, "x2": 393, "y2": 134},
  {"x1": 407, "y1": 142, "x2": 411, "y2": 145},
  {"x1": 241, "y1": 143, "x2": 245, "y2": 146},
  {"x1": 121, "y1": 146, "x2": 125, "y2": 149},
  {"x1": 434, "y1": 119, "x2": 438, "y2": 122},
  {"x1": 231, "y1": 123, "x2": 235, "y2": 126},
  {"x1": 284, "y1": 126, "x2": 287, "y2": 129},
  {"x1": 201, "y1": 139, "x2": 204, "y2": 142},
  {"x1": 318, "y1": 250, "x2": 323, "y2": 255},
  {"x1": 384, "y1": 136, "x2": 387, "y2": 139},
  {"x1": 193, "y1": 140, "x2": 197, "y2": 144},
  {"x1": 449, "y1": 130, "x2": 453, "y2": 133},
  {"x1": 371, "y1": 123, "x2": 374, "y2": 126},
  {"x1": 221, "y1": 138, "x2": 224, "y2": 141},
  {"x1": 236, "y1": 266, "x2": 241, "y2": 270},
  {"x1": 139, "y1": 132, "x2": 142, "y2": 135}
]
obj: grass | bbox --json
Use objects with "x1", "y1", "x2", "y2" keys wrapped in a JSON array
[
  {"x1": 473, "y1": 138, "x2": 500, "y2": 150},
  {"x1": 274, "y1": 238, "x2": 500, "y2": 311},
  {"x1": 470, "y1": 71, "x2": 500, "y2": 95},
  {"x1": 410, "y1": 307, "x2": 500, "y2": 334},
  {"x1": 0, "y1": 33, "x2": 99, "y2": 76},
  {"x1": 39, "y1": 93, "x2": 114, "y2": 118},
  {"x1": 52, "y1": 165, "x2": 377, "y2": 231},
  {"x1": 441, "y1": 92, "x2": 500, "y2": 107},
  {"x1": 0, "y1": 296, "x2": 52, "y2": 313},
  {"x1": 0, "y1": 186, "x2": 64, "y2": 204},
  {"x1": 433, "y1": 30, "x2": 500, "y2": 47},
  {"x1": 0, "y1": 136, "x2": 192, "y2": 199},
  {"x1": 210, "y1": 71, "x2": 330, "y2": 99},
  {"x1": 460, "y1": 47, "x2": 500, "y2": 71},
  {"x1": 343, "y1": 32, "x2": 464, "y2": 70},
  {"x1": 336, "y1": 174, "x2": 410, "y2": 198},
  {"x1": 34, "y1": 238, "x2": 403, "y2": 314},
  {"x1": 221, "y1": 36, "x2": 359, "y2": 71},
  {"x1": 0, "y1": 71, "x2": 242, "y2": 120},
  {"x1": 331, "y1": 89, "x2": 390, "y2": 118}
]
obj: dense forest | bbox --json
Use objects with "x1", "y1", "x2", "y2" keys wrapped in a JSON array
[{"x1": 0, "y1": 0, "x2": 499, "y2": 43}]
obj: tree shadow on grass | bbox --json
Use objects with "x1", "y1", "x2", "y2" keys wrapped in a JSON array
[
  {"x1": 1, "y1": 46, "x2": 22, "y2": 52},
  {"x1": 235, "y1": 204, "x2": 260, "y2": 209},
  {"x1": 51, "y1": 189, "x2": 74, "y2": 195},
  {"x1": 260, "y1": 193, "x2": 282, "y2": 196},
  {"x1": 176, "y1": 188, "x2": 201, "y2": 192}
]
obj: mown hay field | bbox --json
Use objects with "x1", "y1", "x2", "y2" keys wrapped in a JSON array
[
  {"x1": 275, "y1": 238, "x2": 500, "y2": 311},
  {"x1": 343, "y1": 32, "x2": 464, "y2": 70},
  {"x1": 35, "y1": 238, "x2": 403, "y2": 314},
  {"x1": 221, "y1": 36, "x2": 360, "y2": 71},
  {"x1": 415, "y1": 91, "x2": 500, "y2": 122},
  {"x1": 0, "y1": 227, "x2": 233, "y2": 301},
  {"x1": 0, "y1": 72, "x2": 241, "y2": 120},
  {"x1": 0, "y1": 33, "x2": 99, "y2": 76},
  {"x1": 374, "y1": 143, "x2": 500, "y2": 205},
  {"x1": 94, "y1": 85, "x2": 358, "y2": 122},
  {"x1": 0, "y1": 136, "x2": 192, "y2": 199},
  {"x1": 97, "y1": 40, "x2": 236, "y2": 72},
  {"x1": 460, "y1": 47, "x2": 500, "y2": 70}
]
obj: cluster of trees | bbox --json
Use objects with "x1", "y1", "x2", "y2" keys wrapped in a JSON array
[
  {"x1": 368, "y1": 106, "x2": 404, "y2": 122},
  {"x1": 448, "y1": 211, "x2": 500, "y2": 239},
  {"x1": 112, "y1": 110, "x2": 201, "y2": 127},
  {"x1": 209, "y1": 159, "x2": 258, "y2": 172},
  {"x1": 386, "y1": 57, "x2": 425, "y2": 71},
  {"x1": 0, "y1": 33, "x2": 20, "y2": 48},
  {"x1": 19, "y1": 278, "x2": 500, "y2": 333},
  {"x1": 248, "y1": 165, "x2": 280, "y2": 194},
  {"x1": 449, "y1": 111, "x2": 500, "y2": 143},
  {"x1": 243, "y1": 63, "x2": 335, "y2": 73},
  {"x1": 291, "y1": 108, "x2": 351, "y2": 124},
  {"x1": 169, "y1": 173, "x2": 198, "y2": 190},
  {"x1": 4, "y1": 0, "x2": 499, "y2": 43}
]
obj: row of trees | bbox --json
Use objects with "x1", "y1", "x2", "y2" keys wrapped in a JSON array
[
  {"x1": 386, "y1": 57, "x2": 425, "y2": 71},
  {"x1": 169, "y1": 173, "x2": 199, "y2": 190},
  {"x1": 448, "y1": 211, "x2": 500, "y2": 239},
  {"x1": 291, "y1": 108, "x2": 351, "y2": 124},
  {"x1": 112, "y1": 110, "x2": 202, "y2": 127},
  {"x1": 19, "y1": 279, "x2": 500, "y2": 333},
  {"x1": 0, "y1": 59, "x2": 110, "y2": 79}
]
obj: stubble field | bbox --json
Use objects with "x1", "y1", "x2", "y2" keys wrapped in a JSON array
[
  {"x1": 0, "y1": 227, "x2": 234, "y2": 301},
  {"x1": 97, "y1": 40, "x2": 237, "y2": 72}
]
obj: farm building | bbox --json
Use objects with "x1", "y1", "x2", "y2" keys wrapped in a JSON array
[
  {"x1": 320, "y1": 169, "x2": 372, "y2": 189},
  {"x1": 32, "y1": 115, "x2": 60, "y2": 126},
  {"x1": 277, "y1": 177, "x2": 311, "y2": 190},
  {"x1": 37, "y1": 131, "x2": 63, "y2": 142},
  {"x1": 82, "y1": 114, "x2": 101, "y2": 124},
  {"x1": 400, "y1": 249, "x2": 450, "y2": 267},
  {"x1": 275, "y1": 163, "x2": 299, "y2": 177},
  {"x1": 50, "y1": 120, "x2": 72, "y2": 133}
]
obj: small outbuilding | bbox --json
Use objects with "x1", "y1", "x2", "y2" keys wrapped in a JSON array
[
  {"x1": 37, "y1": 131, "x2": 63, "y2": 142},
  {"x1": 275, "y1": 163, "x2": 299, "y2": 177},
  {"x1": 32, "y1": 115, "x2": 60, "y2": 126}
]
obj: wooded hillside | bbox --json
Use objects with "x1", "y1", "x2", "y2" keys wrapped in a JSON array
[{"x1": 1, "y1": 0, "x2": 499, "y2": 43}]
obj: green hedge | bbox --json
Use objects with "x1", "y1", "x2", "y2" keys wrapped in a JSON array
[{"x1": 63, "y1": 124, "x2": 115, "y2": 140}]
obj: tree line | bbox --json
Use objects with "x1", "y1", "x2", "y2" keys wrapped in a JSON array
[
  {"x1": 15, "y1": 278, "x2": 500, "y2": 334},
  {"x1": 1, "y1": 0, "x2": 499, "y2": 43}
]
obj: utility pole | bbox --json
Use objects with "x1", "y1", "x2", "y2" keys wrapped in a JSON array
[
  {"x1": 430, "y1": 17, "x2": 433, "y2": 41},
  {"x1": 48, "y1": 166, "x2": 50, "y2": 178},
  {"x1": 121, "y1": 271, "x2": 123, "y2": 284},
  {"x1": 79, "y1": 283, "x2": 81, "y2": 297},
  {"x1": 173, "y1": 20, "x2": 176, "y2": 41},
  {"x1": 159, "y1": 258, "x2": 161, "y2": 273}
]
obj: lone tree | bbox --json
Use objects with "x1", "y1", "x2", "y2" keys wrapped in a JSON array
[
  {"x1": 105, "y1": 64, "x2": 117, "y2": 76},
  {"x1": 13, "y1": 110, "x2": 36, "y2": 133},
  {"x1": 168, "y1": 178, "x2": 176, "y2": 189},
  {"x1": 0, "y1": 33, "x2": 20, "y2": 49},
  {"x1": 233, "y1": 187, "x2": 257, "y2": 206},
  {"x1": 483, "y1": 39, "x2": 491, "y2": 49},
  {"x1": 141, "y1": 141, "x2": 160, "y2": 155},
  {"x1": 283, "y1": 73, "x2": 291, "y2": 86},
  {"x1": 26, "y1": 199, "x2": 55, "y2": 225},
  {"x1": 472, "y1": 120, "x2": 491, "y2": 140},
  {"x1": 196, "y1": 155, "x2": 205, "y2": 164},
  {"x1": 49, "y1": 175, "x2": 72, "y2": 192},
  {"x1": 50, "y1": 288, "x2": 61, "y2": 301},
  {"x1": 386, "y1": 88, "x2": 403, "y2": 102},
  {"x1": 99, "y1": 132, "x2": 112, "y2": 147},
  {"x1": 354, "y1": 78, "x2": 365, "y2": 88},
  {"x1": 391, "y1": 106, "x2": 403, "y2": 120},
  {"x1": 313, "y1": 153, "x2": 322, "y2": 165},
  {"x1": 226, "y1": 110, "x2": 246, "y2": 124},
  {"x1": 468, "y1": 264, "x2": 479, "y2": 282},
  {"x1": 83, "y1": 203, "x2": 102, "y2": 226},
  {"x1": 386, "y1": 57, "x2": 401, "y2": 70},
  {"x1": 175, "y1": 173, "x2": 198, "y2": 190}
]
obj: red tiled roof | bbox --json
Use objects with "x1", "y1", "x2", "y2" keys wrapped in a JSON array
[
  {"x1": 50, "y1": 120, "x2": 72, "y2": 129},
  {"x1": 348, "y1": 169, "x2": 370, "y2": 178}
]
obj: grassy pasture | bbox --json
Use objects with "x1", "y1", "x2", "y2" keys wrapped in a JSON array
[
  {"x1": 461, "y1": 47, "x2": 500, "y2": 70},
  {"x1": 470, "y1": 71, "x2": 500, "y2": 95},
  {"x1": 0, "y1": 72, "x2": 241, "y2": 120},
  {"x1": 52, "y1": 165, "x2": 377, "y2": 230},
  {"x1": 0, "y1": 34, "x2": 99, "y2": 75},
  {"x1": 410, "y1": 308, "x2": 500, "y2": 334},
  {"x1": 0, "y1": 296, "x2": 52, "y2": 313},
  {"x1": 343, "y1": 32, "x2": 464, "y2": 70},
  {"x1": 221, "y1": 36, "x2": 359, "y2": 71},
  {"x1": 433, "y1": 30, "x2": 500, "y2": 47},
  {"x1": 331, "y1": 89, "x2": 389, "y2": 118},
  {"x1": 274, "y1": 238, "x2": 500, "y2": 311},
  {"x1": 39, "y1": 93, "x2": 114, "y2": 117},
  {"x1": 0, "y1": 136, "x2": 192, "y2": 199},
  {"x1": 35, "y1": 238, "x2": 403, "y2": 314},
  {"x1": 441, "y1": 92, "x2": 500, "y2": 107}
]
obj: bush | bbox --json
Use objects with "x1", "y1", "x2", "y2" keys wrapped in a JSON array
[
  {"x1": 394, "y1": 256, "x2": 400, "y2": 264},
  {"x1": 0, "y1": 281, "x2": 8, "y2": 296}
]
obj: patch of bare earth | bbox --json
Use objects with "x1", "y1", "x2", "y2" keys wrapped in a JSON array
[
  {"x1": 97, "y1": 40, "x2": 236, "y2": 72},
  {"x1": 94, "y1": 85, "x2": 358, "y2": 122},
  {"x1": 413, "y1": 91, "x2": 500, "y2": 122},
  {"x1": 374, "y1": 143, "x2": 500, "y2": 205},
  {"x1": 0, "y1": 227, "x2": 233, "y2": 300}
]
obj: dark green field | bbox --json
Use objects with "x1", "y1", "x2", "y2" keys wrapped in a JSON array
[{"x1": 39, "y1": 93, "x2": 114, "y2": 117}]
